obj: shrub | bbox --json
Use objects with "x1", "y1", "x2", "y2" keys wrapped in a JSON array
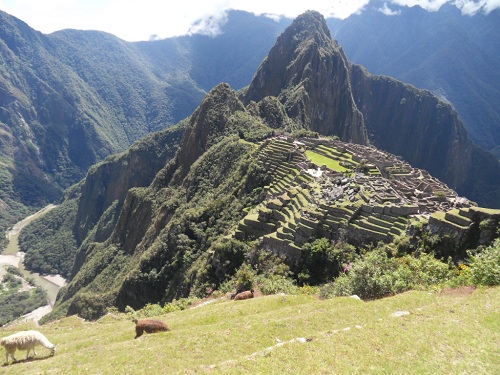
[
  {"x1": 469, "y1": 239, "x2": 500, "y2": 286},
  {"x1": 449, "y1": 239, "x2": 500, "y2": 287},
  {"x1": 291, "y1": 129, "x2": 319, "y2": 138},
  {"x1": 320, "y1": 248, "x2": 451, "y2": 300},
  {"x1": 217, "y1": 264, "x2": 257, "y2": 295},
  {"x1": 2, "y1": 273, "x2": 22, "y2": 288},
  {"x1": 299, "y1": 239, "x2": 356, "y2": 285},
  {"x1": 256, "y1": 274, "x2": 299, "y2": 295},
  {"x1": 6, "y1": 266, "x2": 22, "y2": 277}
]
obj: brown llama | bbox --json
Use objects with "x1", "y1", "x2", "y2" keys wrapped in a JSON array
[
  {"x1": 233, "y1": 289, "x2": 254, "y2": 301},
  {"x1": 132, "y1": 319, "x2": 171, "y2": 339}
]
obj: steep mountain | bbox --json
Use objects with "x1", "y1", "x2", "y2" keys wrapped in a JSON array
[
  {"x1": 328, "y1": 2, "x2": 500, "y2": 156},
  {"x1": 242, "y1": 11, "x2": 500, "y2": 208},
  {"x1": 0, "y1": 10, "x2": 289, "y2": 248},
  {"x1": 21, "y1": 11, "x2": 499, "y2": 322},
  {"x1": 242, "y1": 12, "x2": 367, "y2": 144},
  {"x1": 351, "y1": 65, "x2": 500, "y2": 207},
  {"x1": 0, "y1": 11, "x2": 199, "y2": 247}
]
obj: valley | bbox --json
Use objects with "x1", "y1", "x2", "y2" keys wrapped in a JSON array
[
  {"x1": 0, "y1": 7, "x2": 497, "y2": 332},
  {"x1": 0, "y1": 205, "x2": 65, "y2": 324}
]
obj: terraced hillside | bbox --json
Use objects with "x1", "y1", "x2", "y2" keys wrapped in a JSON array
[{"x1": 232, "y1": 136, "x2": 499, "y2": 259}]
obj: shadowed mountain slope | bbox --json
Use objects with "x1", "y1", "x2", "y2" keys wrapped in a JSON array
[
  {"x1": 21, "y1": 12, "x2": 499, "y2": 322},
  {"x1": 329, "y1": 2, "x2": 500, "y2": 156},
  {"x1": 1, "y1": 6, "x2": 499, "y2": 250}
]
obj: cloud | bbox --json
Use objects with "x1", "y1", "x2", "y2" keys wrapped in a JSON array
[
  {"x1": 1, "y1": 0, "x2": 499, "y2": 41},
  {"x1": 379, "y1": 3, "x2": 402, "y2": 15},
  {"x1": 455, "y1": 0, "x2": 486, "y2": 15},
  {"x1": 221, "y1": 0, "x2": 371, "y2": 20},
  {"x1": 453, "y1": 0, "x2": 500, "y2": 15},
  {"x1": 188, "y1": 11, "x2": 229, "y2": 37},
  {"x1": 390, "y1": 0, "x2": 500, "y2": 14},
  {"x1": 484, "y1": 0, "x2": 500, "y2": 12},
  {"x1": 390, "y1": 0, "x2": 450, "y2": 11}
]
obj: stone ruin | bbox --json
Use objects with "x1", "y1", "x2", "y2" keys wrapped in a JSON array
[{"x1": 233, "y1": 136, "x2": 498, "y2": 261}]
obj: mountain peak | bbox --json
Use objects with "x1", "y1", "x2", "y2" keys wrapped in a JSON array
[
  {"x1": 242, "y1": 10, "x2": 367, "y2": 144},
  {"x1": 286, "y1": 10, "x2": 332, "y2": 44},
  {"x1": 175, "y1": 83, "x2": 245, "y2": 180}
]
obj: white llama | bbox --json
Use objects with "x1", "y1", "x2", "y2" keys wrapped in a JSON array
[{"x1": 1, "y1": 330, "x2": 56, "y2": 364}]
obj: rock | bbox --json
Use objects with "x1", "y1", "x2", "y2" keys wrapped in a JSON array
[{"x1": 392, "y1": 311, "x2": 410, "y2": 317}]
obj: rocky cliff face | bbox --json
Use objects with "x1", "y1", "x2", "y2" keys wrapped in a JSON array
[
  {"x1": 242, "y1": 11, "x2": 367, "y2": 144},
  {"x1": 351, "y1": 65, "x2": 500, "y2": 207},
  {"x1": 174, "y1": 83, "x2": 247, "y2": 182},
  {"x1": 328, "y1": 3, "x2": 500, "y2": 157},
  {"x1": 244, "y1": 10, "x2": 499, "y2": 207},
  {"x1": 73, "y1": 126, "x2": 185, "y2": 244}
]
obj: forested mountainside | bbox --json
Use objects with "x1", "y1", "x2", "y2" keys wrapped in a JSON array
[
  {"x1": 328, "y1": 2, "x2": 500, "y2": 157},
  {"x1": 1, "y1": 4, "x2": 499, "y2": 247},
  {"x1": 0, "y1": 9, "x2": 284, "y2": 246},
  {"x1": 0, "y1": 10, "x2": 198, "y2": 246},
  {"x1": 19, "y1": 12, "x2": 499, "y2": 322}
]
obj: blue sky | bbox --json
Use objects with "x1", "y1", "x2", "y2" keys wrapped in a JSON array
[{"x1": 0, "y1": 0, "x2": 498, "y2": 41}]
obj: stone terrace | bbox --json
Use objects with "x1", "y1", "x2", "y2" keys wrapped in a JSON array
[{"x1": 232, "y1": 136, "x2": 477, "y2": 260}]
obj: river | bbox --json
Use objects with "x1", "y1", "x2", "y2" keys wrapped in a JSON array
[{"x1": 1, "y1": 204, "x2": 65, "y2": 310}]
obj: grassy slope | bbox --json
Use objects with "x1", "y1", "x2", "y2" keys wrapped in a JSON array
[{"x1": 1, "y1": 287, "x2": 498, "y2": 374}]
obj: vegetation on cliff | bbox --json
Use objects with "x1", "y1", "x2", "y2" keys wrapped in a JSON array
[
  {"x1": 13, "y1": 11, "x2": 500, "y2": 323},
  {"x1": 0, "y1": 266, "x2": 48, "y2": 326}
]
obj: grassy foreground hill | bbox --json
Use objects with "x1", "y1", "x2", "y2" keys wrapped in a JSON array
[{"x1": 1, "y1": 287, "x2": 499, "y2": 374}]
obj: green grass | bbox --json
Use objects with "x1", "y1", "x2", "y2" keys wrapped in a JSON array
[
  {"x1": 305, "y1": 151, "x2": 348, "y2": 172},
  {"x1": 471, "y1": 207, "x2": 500, "y2": 215},
  {"x1": 1, "y1": 287, "x2": 498, "y2": 374},
  {"x1": 431, "y1": 211, "x2": 446, "y2": 220}
]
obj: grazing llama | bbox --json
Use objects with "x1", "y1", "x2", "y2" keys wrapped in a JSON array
[
  {"x1": 233, "y1": 289, "x2": 254, "y2": 301},
  {"x1": 1, "y1": 330, "x2": 55, "y2": 364},
  {"x1": 133, "y1": 319, "x2": 171, "y2": 339}
]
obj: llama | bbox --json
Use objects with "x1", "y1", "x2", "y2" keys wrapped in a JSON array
[
  {"x1": 233, "y1": 289, "x2": 254, "y2": 301},
  {"x1": 133, "y1": 319, "x2": 171, "y2": 339},
  {"x1": 1, "y1": 330, "x2": 55, "y2": 364}
]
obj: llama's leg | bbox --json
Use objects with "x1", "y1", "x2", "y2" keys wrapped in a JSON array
[
  {"x1": 135, "y1": 327, "x2": 143, "y2": 339},
  {"x1": 7, "y1": 350, "x2": 17, "y2": 363},
  {"x1": 26, "y1": 348, "x2": 31, "y2": 359},
  {"x1": 26, "y1": 348, "x2": 36, "y2": 359}
]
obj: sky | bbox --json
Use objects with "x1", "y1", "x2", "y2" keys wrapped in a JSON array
[{"x1": 0, "y1": 0, "x2": 499, "y2": 41}]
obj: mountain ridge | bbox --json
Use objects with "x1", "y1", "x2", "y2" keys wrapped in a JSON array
[
  {"x1": 1, "y1": 6, "x2": 500, "y2": 248},
  {"x1": 329, "y1": 2, "x2": 500, "y2": 156},
  {"x1": 17, "y1": 11, "x2": 499, "y2": 321}
]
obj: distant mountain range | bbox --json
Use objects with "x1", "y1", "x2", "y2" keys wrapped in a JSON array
[
  {"x1": 0, "y1": 3, "x2": 499, "y2": 248},
  {"x1": 0, "y1": 9, "x2": 286, "y2": 243},
  {"x1": 328, "y1": 1, "x2": 500, "y2": 157},
  {"x1": 18, "y1": 11, "x2": 499, "y2": 321}
]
